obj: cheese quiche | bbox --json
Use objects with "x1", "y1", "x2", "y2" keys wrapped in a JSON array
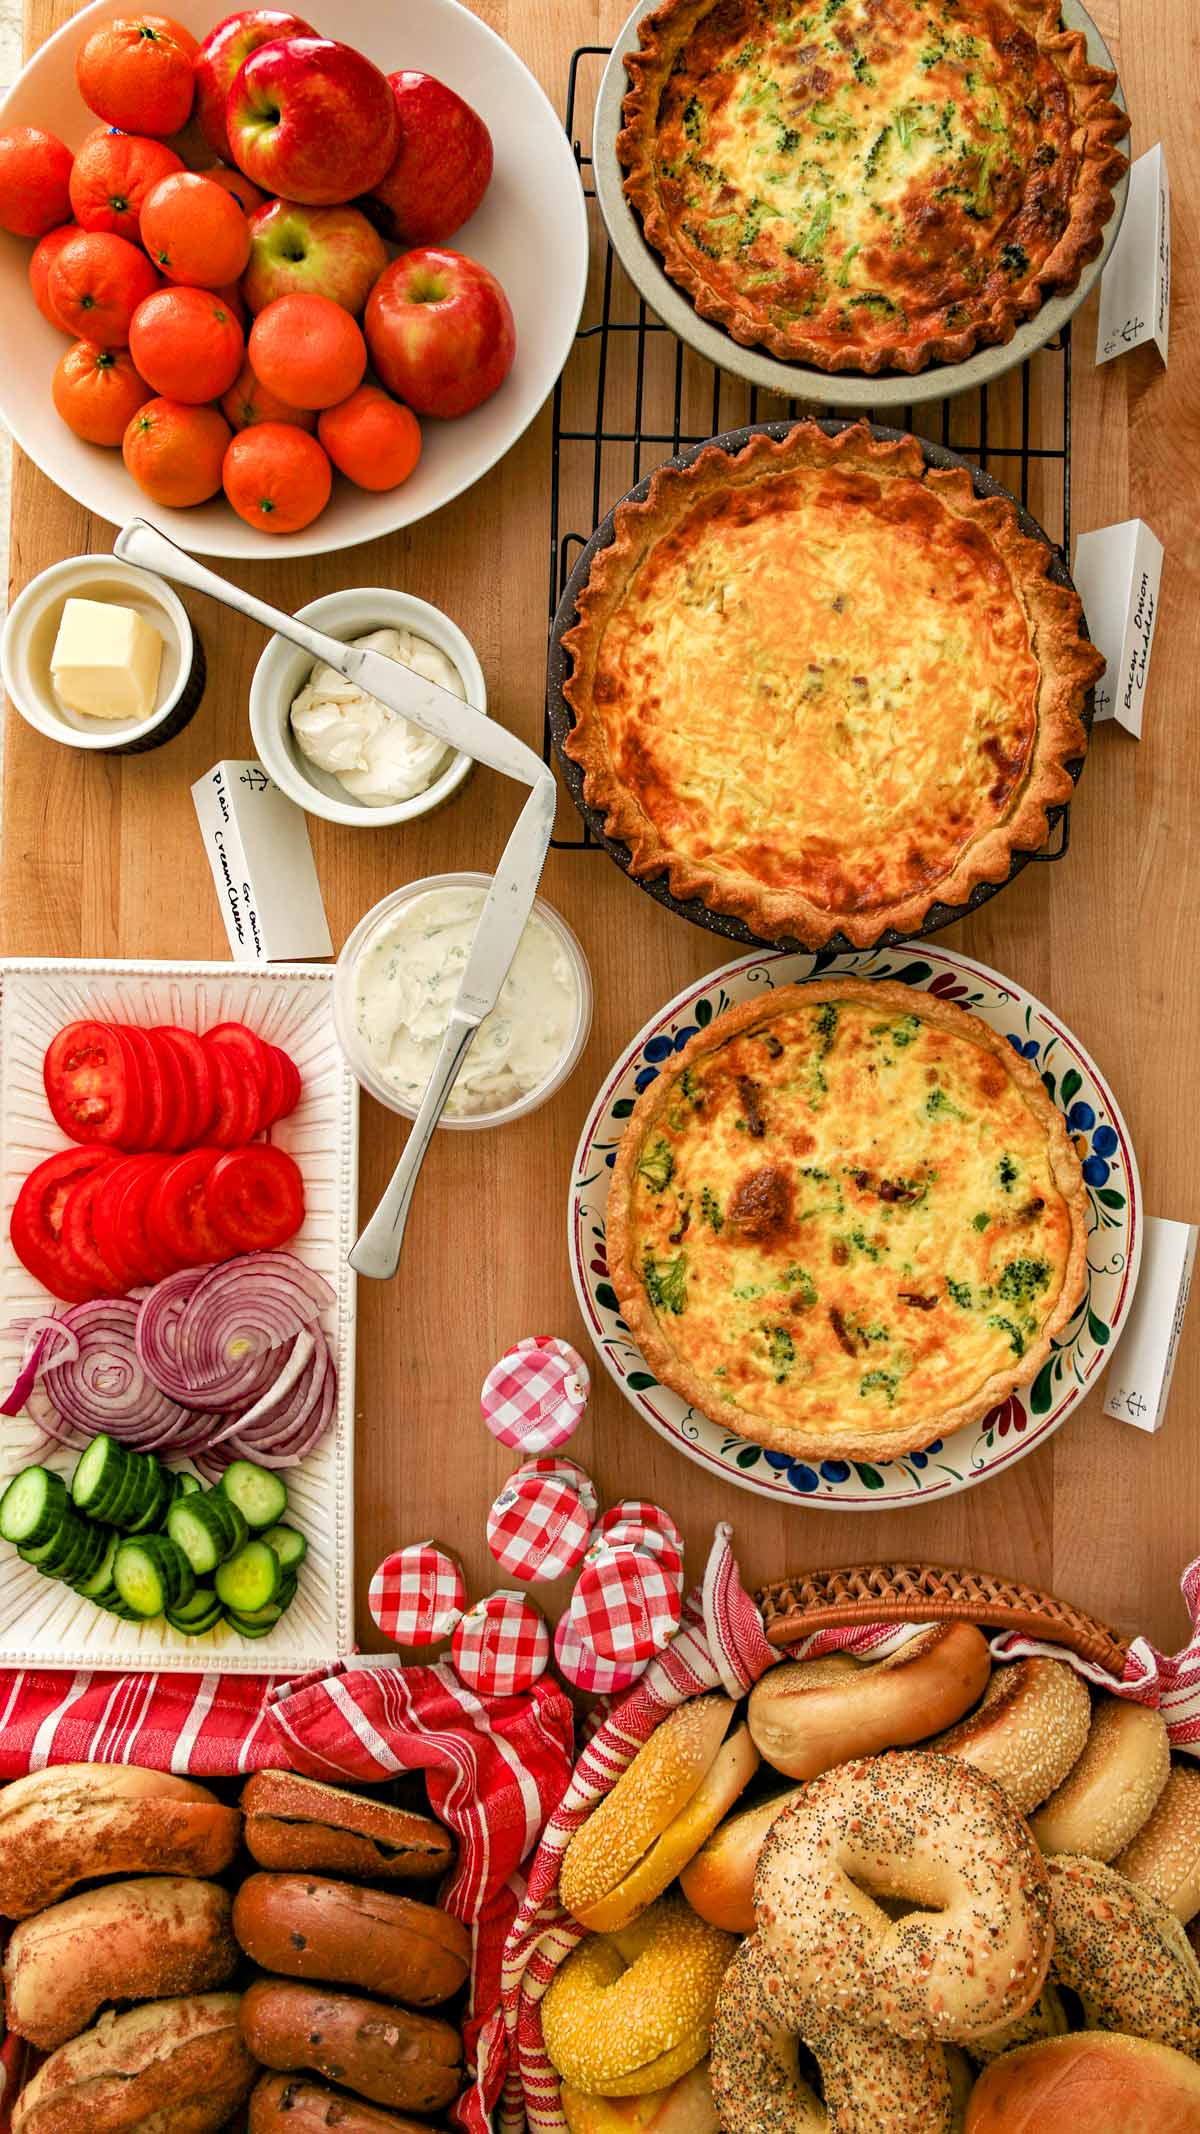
[
  {"x1": 607, "y1": 979, "x2": 1089, "y2": 1462},
  {"x1": 619, "y1": 0, "x2": 1129, "y2": 373},
  {"x1": 562, "y1": 422, "x2": 1100, "y2": 948}
]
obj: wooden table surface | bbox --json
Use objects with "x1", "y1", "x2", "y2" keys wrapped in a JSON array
[{"x1": 4, "y1": 0, "x2": 1197, "y2": 1655}]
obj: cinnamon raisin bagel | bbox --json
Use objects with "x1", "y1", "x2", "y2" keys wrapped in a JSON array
[
  {"x1": 930, "y1": 1658, "x2": 1091, "y2": 1812},
  {"x1": 1046, "y1": 1854, "x2": 1200, "y2": 2058},
  {"x1": 1119, "y1": 1767, "x2": 1200, "y2": 1923},
  {"x1": 753, "y1": 1751, "x2": 1052, "y2": 2044},
  {"x1": 710, "y1": 1936, "x2": 956, "y2": 2134},
  {"x1": 747, "y1": 1627, "x2": 990, "y2": 1781},
  {"x1": 1030, "y1": 1697, "x2": 1170, "y2": 1859}
]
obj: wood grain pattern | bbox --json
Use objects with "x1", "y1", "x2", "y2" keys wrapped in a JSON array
[{"x1": 4, "y1": 0, "x2": 1196, "y2": 1654}]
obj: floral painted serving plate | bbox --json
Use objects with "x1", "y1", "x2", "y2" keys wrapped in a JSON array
[{"x1": 569, "y1": 945, "x2": 1141, "y2": 1509}]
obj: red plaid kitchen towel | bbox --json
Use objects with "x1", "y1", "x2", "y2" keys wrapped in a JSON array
[{"x1": 0, "y1": 1657, "x2": 575, "y2": 2134}]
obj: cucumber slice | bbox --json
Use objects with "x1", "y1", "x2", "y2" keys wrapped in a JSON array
[
  {"x1": 1, "y1": 1467, "x2": 69, "y2": 1547},
  {"x1": 166, "y1": 1584, "x2": 219, "y2": 1624},
  {"x1": 262, "y1": 1524, "x2": 307, "y2": 1572},
  {"x1": 114, "y1": 1536, "x2": 195, "y2": 1618},
  {"x1": 167, "y1": 1493, "x2": 239, "y2": 1576},
  {"x1": 227, "y1": 1615, "x2": 277, "y2": 1639},
  {"x1": 20, "y1": 1508, "x2": 95, "y2": 1577},
  {"x1": 64, "y1": 1523, "x2": 111, "y2": 1588},
  {"x1": 71, "y1": 1437, "x2": 129, "y2": 1522},
  {"x1": 75, "y1": 1531, "x2": 120, "y2": 1602},
  {"x1": 214, "y1": 1540, "x2": 281, "y2": 1614},
  {"x1": 167, "y1": 1472, "x2": 202, "y2": 1508},
  {"x1": 107, "y1": 1448, "x2": 155, "y2": 1529},
  {"x1": 219, "y1": 1462, "x2": 288, "y2": 1532},
  {"x1": 168, "y1": 1604, "x2": 224, "y2": 1636},
  {"x1": 124, "y1": 1465, "x2": 172, "y2": 1535}
]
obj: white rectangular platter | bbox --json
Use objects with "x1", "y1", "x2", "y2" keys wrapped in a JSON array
[{"x1": 0, "y1": 958, "x2": 358, "y2": 1673}]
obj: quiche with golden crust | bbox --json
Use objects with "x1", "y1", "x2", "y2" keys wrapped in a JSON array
[
  {"x1": 619, "y1": 0, "x2": 1129, "y2": 373},
  {"x1": 562, "y1": 423, "x2": 1100, "y2": 949},
  {"x1": 607, "y1": 980, "x2": 1089, "y2": 1462}
]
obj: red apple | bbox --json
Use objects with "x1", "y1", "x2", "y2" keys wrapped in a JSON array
[
  {"x1": 194, "y1": 9, "x2": 317, "y2": 163},
  {"x1": 226, "y1": 37, "x2": 398, "y2": 206},
  {"x1": 243, "y1": 197, "x2": 386, "y2": 313},
  {"x1": 364, "y1": 247, "x2": 515, "y2": 419},
  {"x1": 366, "y1": 71, "x2": 493, "y2": 246}
]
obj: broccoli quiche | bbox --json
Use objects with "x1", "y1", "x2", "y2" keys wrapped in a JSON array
[
  {"x1": 607, "y1": 979, "x2": 1089, "y2": 1462},
  {"x1": 619, "y1": 0, "x2": 1128, "y2": 373},
  {"x1": 562, "y1": 422, "x2": 1100, "y2": 948}
]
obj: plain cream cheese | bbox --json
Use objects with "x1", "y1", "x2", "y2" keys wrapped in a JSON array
[
  {"x1": 290, "y1": 626, "x2": 466, "y2": 806},
  {"x1": 51, "y1": 596, "x2": 163, "y2": 722},
  {"x1": 353, "y1": 886, "x2": 580, "y2": 1118}
]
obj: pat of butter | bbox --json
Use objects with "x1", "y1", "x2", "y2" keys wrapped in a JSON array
[{"x1": 50, "y1": 597, "x2": 163, "y2": 723}]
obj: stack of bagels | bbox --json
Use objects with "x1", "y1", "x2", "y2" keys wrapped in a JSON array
[
  {"x1": 0, "y1": 1761, "x2": 470, "y2": 2134},
  {"x1": 543, "y1": 1624, "x2": 1200, "y2": 2132}
]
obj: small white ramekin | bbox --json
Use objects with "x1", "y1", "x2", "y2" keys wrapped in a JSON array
[
  {"x1": 248, "y1": 587, "x2": 485, "y2": 830},
  {"x1": 2, "y1": 555, "x2": 203, "y2": 753},
  {"x1": 333, "y1": 871, "x2": 594, "y2": 1130}
]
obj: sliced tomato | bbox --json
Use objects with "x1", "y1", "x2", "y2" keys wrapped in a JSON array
[
  {"x1": 90, "y1": 1154, "x2": 162, "y2": 1286},
  {"x1": 147, "y1": 1028, "x2": 190, "y2": 1151},
  {"x1": 109, "y1": 1157, "x2": 178, "y2": 1283},
  {"x1": 156, "y1": 1026, "x2": 214, "y2": 1143},
  {"x1": 206, "y1": 1020, "x2": 270, "y2": 1089},
  {"x1": 204, "y1": 1144, "x2": 305, "y2": 1253},
  {"x1": 10, "y1": 1147, "x2": 116, "y2": 1300},
  {"x1": 120, "y1": 1025, "x2": 167, "y2": 1149},
  {"x1": 255, "y1": 1043, "x2": 286, "y2": 1131},
  {"x1": 201, "y1": 1035, "x2": 262, "y2": 1147},
  {"x1": 43, "y1": 1021, "x2": 145, "y2": 1147},
  {"x1": 147, "y1": 1149, "x2": 229, "y2": 1266},
  {"x1": 61, "y1": 1164, "x2": 129, "y2": 1294},
  {"x1": 272, "y1": 1047, "x2": 302, "y2": 1120}
]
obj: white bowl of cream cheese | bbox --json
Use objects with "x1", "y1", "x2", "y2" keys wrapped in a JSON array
[
  {"x1": 333, "y1": 872, "x2": 593, "y2": 1129},
  {"x1": 249, "y1": 587, "x2": 486, "y2": 828}
]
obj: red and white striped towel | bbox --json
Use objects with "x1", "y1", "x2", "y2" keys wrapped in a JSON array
[{"x1": 0, "y1": 1657, "x2": 575, "y2": 2134}]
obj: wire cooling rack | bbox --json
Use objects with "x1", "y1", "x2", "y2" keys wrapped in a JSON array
[{"x1": 545, "y1": 44, "x2": 1075, "y2": 858}]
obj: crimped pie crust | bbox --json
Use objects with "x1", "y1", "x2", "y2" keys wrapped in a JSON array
[
  {"x1": 618, "y1": 0, "x2": 1129, "y2": 375},
  {"x1": 562, "y1": 422, "x2": 1100, "y2": 950},
  {"x1": 606, "y1": 978, "x2": 1090, "y2": 1463}
]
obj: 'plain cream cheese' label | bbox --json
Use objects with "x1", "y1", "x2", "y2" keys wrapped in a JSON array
[{"x1": 50, "y1": 596, "x2": 163, "y2": 722}]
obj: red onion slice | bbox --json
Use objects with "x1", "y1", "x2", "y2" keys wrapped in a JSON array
[
  {"x1": 41, "y1": 1298, "x2": 191, "y2": 1441},
  {"x1": 1, "y1": 1319, "x2": 80, "y2": 1415}
]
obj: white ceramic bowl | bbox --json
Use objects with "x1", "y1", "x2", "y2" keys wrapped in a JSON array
[
  {"x1": 333, "y1": 871, "x2": 593, "y2": 1130},
  {"x1": 1, "y1": 555, "x2": 202, "y2": 752},
  {"x1": 0, "y1": 0, "x2": 588, "y2": 559},
  {"x1": 249, "y1": 588, "x2": 485, "y2": 828}
]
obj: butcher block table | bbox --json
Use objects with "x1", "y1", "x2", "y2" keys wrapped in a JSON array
[{"x1": 4, "y1": 0, "x2": 1198, "y2": 1655}]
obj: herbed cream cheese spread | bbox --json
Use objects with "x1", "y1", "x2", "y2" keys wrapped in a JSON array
[
  {"x1": 352, "y1": 885, "x2": 581, "y2": 1118},
  {"x1": 290, "y1": 626, "x2": 466, "y2": 805}
]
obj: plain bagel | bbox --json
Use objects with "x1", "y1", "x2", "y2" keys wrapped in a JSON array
[
  {"x1": 709, "y1": 1934, "x2": 957, "y2": 2134},
  {"x1": 930, "y1": 1657, "x2": 1091, "y2": 1812},
  {"x1": 1030, "y1": 1696, "x2": 1170, "y2": 1858},
  {"x1": 679, "y1": 1790, "x2": 803, "y2": 1933},
  {"x1": 746, "y1": 1625, "x2": 990, "y2": 1780},
  {"x1": 1046, "y1": 1854, "x2": 1200, "y2": 2058},
  {"x1": 1118, "y1": 1766, "x2": 1200, "y2": 1921},
  {"x1": 753, "y1": 1750, "x2": 1053, "y2": 2044},
  {"x1": 542, "y1": 1895, "x2": 736, "y2": 2098},
  {"x1": 558, "y1": 1696, "x2": 758, "y2": 1933},
  {"x1": 560, "y1": 2063, "x2": 719, "y2": 2131},
  {"x1": 964, "y1": 2032, "x2": 1200, "y2": 2133},
  {"x1": 3, "y1": 1875, "x2": 237, "y2": 2051}
]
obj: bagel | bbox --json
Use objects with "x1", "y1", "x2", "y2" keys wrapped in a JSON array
[
  {"x1": 968, "y1": 1986, "x2": 1070, "y2": 2064},
  {"x1": 753, "y1": 1750, "x2": 1052, "y2": 2044},
  {"x1": 1030, "y1": 1696, "x2": 1170, "y2": 1858},
  {"x1": 560, "y1": 2063, "x2": 719, "y2": 2131},
  {"x1": 1116, "y1": 1766, "x2": 1200, "y2": 1923},
  {"x1": 1046, "y1": 1854, "x2": 1200, "y2": 2057},
  {"x1": 559, "y1": 1697, "x2": 758, "y2": 1933},
  {"x1": 930, "y1": 1657, "x2": 1091, "y2": 1812},
  {"x1": 679, "y1": 1790, "x2": 803, "y2": 1933},
  {"x1": 709, "y1": 1936, "x2": 957, "y2": 2133},
  {"x1": 747, "y1": 1626, "x2": 990, "y2": 1781},
  {"x1": 542, "y1": 1896, "x2": 736, "y2": 2097},
  {"x1": 964, "y1": 2032, "x2": 1200, "y2": 2133}
]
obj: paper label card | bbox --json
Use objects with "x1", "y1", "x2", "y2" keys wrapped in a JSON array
[
  {"x1": 1073, "y1": 518, "x2": 1163, "y2": 738},
  {"x1": 1104, "y1": 1216, "x2": 1197, "y2": 1435},
  {"x1": 191, "y1": 758, "x2": 333, "y2": 966},
  {"x1": 1097, "y1": 142, "x2": 1170, "y2": 365}
]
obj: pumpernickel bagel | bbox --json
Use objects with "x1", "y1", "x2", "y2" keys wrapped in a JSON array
[
  {"x1": 542, "y1": 1896, "x2": 736, "y2": 2098},
  {"x1": 559, "y1": 1696, "x2": 758, "y2": 1933},
  {"x1": 931, "y1": 1657, "x2": 1091, "y2": 1812},
  {"x1": 560, "y1": 2063, "x2": 719, "y2": 2131},
  {"x1": 232, "y1": 1873, "x2": 470, "y2": 2006},
  {"x1": 248, "y1": 2072, "x2": 449, "y2": 2132},
  {"x1": 747, "y1": 1626, "x2": 990, "y2": 1780},
  {"x1": 240, "y1": 1979, "x2": 462, "y2": 2114},
  {"x1": 1046, "y1": 1854, "x2": 1200, "y2": 2058},
  {"x1": 0, "y1": 1764, "x2": 240, "y2": 1919},
  {"x1": 241, "y1": 1771, "x2": 454, "y2": 1883},
  {"x1": 1119, "y1": 1766, "x2": 1200, "y2": 1922},
  {"x1": 965, "y1": 2032, "x2": 1200, "y2": 2133},
  {"x1": 3, "y1": 1875, "x2": 237, "y2": 2051},
  {"x1": 679, "y1": 1790, "x2": 802, "y2": 1933},
  {"x1": 10, "y1": 1992, "x2": 256, "y2": 2134},
  {"x1": 1030, "y1": 1696, "x2": 1170, "y2": 1859}
]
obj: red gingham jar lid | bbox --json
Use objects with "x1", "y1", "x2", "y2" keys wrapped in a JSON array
[
  {"x1": 569, "y1": 1544, "x2": 682, "y2": 1663},
  {"x1": 510, "y1": 1455, "x2": 599, "y2": 1523},
  {"x1": 486, "y1": 1472, "x2": 591, "y2": 1583},
  {"x1": 451, "y1": 1590, "x2": 550, "y2": 1696},
  {"x1": 594, "y1": 1520, "x2": 684, "y2": 1594},
  {"x1": 599, "y1": 1500, "x2": 686, "y2": 1558},
  {"x1": 554, "y1": 1611, "x2": 647, "y2": 1695},
  {"x1": 480, "y1": 1336, "x2": 590, "y2": 1453},
  {"x1": 368, "y1": 1542, "x2": 466, "y2": 1647}
]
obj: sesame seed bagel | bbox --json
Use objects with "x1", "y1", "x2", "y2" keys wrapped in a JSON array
[
  {"x1": 747, "y1": 1627, "x2": 991, "y2": 1782},
  {"x1": 1046, "y1": 1854, "x2": 1200, "y2": 2056},
  {"x1": 709, "y1": 1936, "x2": 956, "y2": 2134},
  {"x1": 964, "y1": 2032, "x2": 1200, "y2": 2134},
  {"x1": 541, "y1": 1896, "x2": 737, "y2": 2097},
  {"x1": 1118, "y1": 1767, "x2": 1200, "y2": 1923},
  {"x1": 679, "y1": 1789, "x2": 804, "y2": 1934},
  {"x1": 930, "y1": 1658, "x2": 1091, "y2": 1813},
  {"x1": 753, "y1": 1750, "x2": 1053, "y2": 2044},
  {"x1": 559, "y1": 1697, "x2": 758, "y2": 1933},
  {"x1": 560, "y1": 2062, "x2": 719, "y2": 2131},
  {"x1": 1030, "y1": 1696, "x2": 1170, "y2": 1859}
]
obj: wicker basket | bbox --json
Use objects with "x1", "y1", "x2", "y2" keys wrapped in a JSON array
[{"x1": 757, "y1": 1561, "x2": 1129, "y2": 1678}]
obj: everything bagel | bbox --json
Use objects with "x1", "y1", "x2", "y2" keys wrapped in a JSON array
[
  {"x1": 747, "y1": 1626, "x2": 990, "y2": 1780},
  {"x1": 1046, "y1": 1854, "x2": 1200, "y2": 2058},
  {"x1": 753, "y1": 1750, "x2": 1053, "y2": 2043},
  {"x1": 542, "y1": 1896, "x2": 736, "y2": 2098}
]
